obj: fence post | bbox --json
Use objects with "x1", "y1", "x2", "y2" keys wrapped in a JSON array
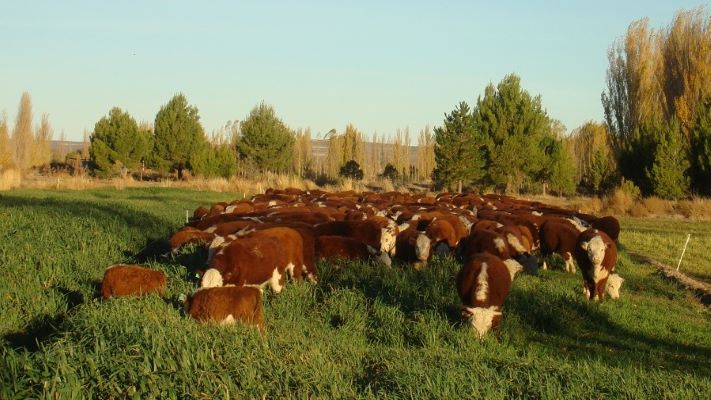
[{"x1": 676, "y1": 234, "x2": 691, "y2": 272}]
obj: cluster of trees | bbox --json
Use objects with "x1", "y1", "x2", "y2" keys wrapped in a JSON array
[
  {"x1": 0, "y1": 93, "x2": 54, "y2": 171},
  {"x1": 433, "y1": 74, "x2": 576, "y2": 195},
  {"x1": 601, "y1": 7, "x2": 711, "y2": 197}
]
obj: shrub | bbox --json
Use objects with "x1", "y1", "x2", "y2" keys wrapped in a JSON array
[
  {"x1": 339, "y1": 160, "x2": 364, "y2": 180},
  {"x1": 676, "y1": 197, "x2": 711, "y2": 220},
  {"x1": 642, "y1": 197, "x2": 671, "y2": 215}
]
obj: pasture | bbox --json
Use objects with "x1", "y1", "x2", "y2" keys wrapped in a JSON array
[{"x1": 1, "y1": 188, "x2": 710, "y2": 399}]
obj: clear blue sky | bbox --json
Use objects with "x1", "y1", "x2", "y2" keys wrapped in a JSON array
[{"x1": 0, "y1": 1, "x2": 705, "y2": 141}]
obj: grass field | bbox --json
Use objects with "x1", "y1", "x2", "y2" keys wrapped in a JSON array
[
  {"x1": 619, "y1": 217, "x2": 711, "y2": 283},
  {"x1": 1, "y1": 188, "x2": 710, "y2": 399}
]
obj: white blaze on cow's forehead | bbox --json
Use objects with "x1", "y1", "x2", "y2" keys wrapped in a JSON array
[
  {"x1": 475, "y1": 262, "x2": 490, "y2": 301},
  {"x1": 503, "y1": 258, "x2": 523, "y2": 280},
  {"x1": 493, "y1": 237, "x2": 506, "y2": 253},
  {"x1": 201, "y1": 268, "x2": 223, "y2": 288},
  {"x1": 506, "y1": 233, "x2": 527, "y2": 254}
]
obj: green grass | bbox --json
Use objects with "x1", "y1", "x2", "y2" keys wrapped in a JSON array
[
  {"x1": 619, "y1": 217, "x2": 711, "y2": 283},
  {"x1": 1, "y1": 189, "x2": 710, "y2": 399}
]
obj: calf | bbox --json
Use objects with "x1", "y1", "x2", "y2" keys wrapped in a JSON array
[
  {"x1": 456, "y1": 253, "x2": 512, "y2": 339},
  {"x1": 101, "y1": 264, "x2": 166, "y2": 300},
  {"x1": 187, "y1": 286, "x2": 264, "y2": 331},
  {"x1": 539, "y1": 221, "x2": 580, "y2": 272},
  {"x1": 591, "y1": 216, "x2": 620, "y2": 242},
  {"x1": 574, "y1": 229, "x2": 619, "y2": 301}
]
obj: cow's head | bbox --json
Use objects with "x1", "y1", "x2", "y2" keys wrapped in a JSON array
[
  {"x1": 376, "y1": 252, "x2": 392, "y2": 268},
  {"x1": 580, "y1": 234, "x2": 607, "y2": 266},
  {"x1": 463, "y1": 306, "x2": 501, "y2": 339},
  {"x1": 200, "y1": 268, "x2": 223, "y2": 288},
  {"x1": 605, "y1": 273, "x2": 625, "y2": 299},
  {"x1": 503, "y1": 258, "x2": 524, "y2": 280},
  {"x1": 380, "y1": 226, "x2": 398, "y2": 256},
  {"x1": 415, "y1": 233, "x2": 431, "y2": 261}
]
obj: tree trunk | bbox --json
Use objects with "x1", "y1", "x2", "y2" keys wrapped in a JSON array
[{"x1": 177, "y1": 166, "x2": 183, "y2": 180}]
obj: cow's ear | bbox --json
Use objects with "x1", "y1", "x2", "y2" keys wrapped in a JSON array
[{"x1": 580, "y1": 241, "x2": 589, "y2": 251}]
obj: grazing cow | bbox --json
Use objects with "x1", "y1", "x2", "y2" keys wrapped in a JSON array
[
  {"x1": 591, "y1": 216, "x2": 620, "y2": 242},
  {"x1": 457, "y1": 229, "x2": 511, "y2": 262},
  {"x1": 456, "y1": 253, "x2": 512, "y2": 339},
  {"x1": 495, "y1": 224, "x2": 532, "y2": 256},
  {"x1": 394, "y1": 228, "x2": 431, "y2": 269},
  {"x1": 101, "y1": 264, "x2": 166, "y2": 300},
  {"x1": 188, "y1": 286, "x2": 264, "y2": 331},
  {"x1": 317, "y1": 235, "x2": 391, "y2": 267},
  {"x1": 539, "y1": 221, "x2": 580, "y2": 272},
  {"x1": 169, "y1": 227, "x2": 217, "y2": 254},
  {"x1": 203, "y1": 229, "x2": 303, "y2": 293},
  {"x1": 425, "y1": 219, "x2": 458, "y2": 256},
  {"x1": 574, "y1": 229, "x2": 619, "y2": 301},
  {"x1": 314, "y1": 220, "x2": 397, "y2": 256}
]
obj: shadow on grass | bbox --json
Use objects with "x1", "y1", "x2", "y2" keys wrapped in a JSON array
[{"x1": 507, "y1": 285, "x2": 711, "y2": 377}]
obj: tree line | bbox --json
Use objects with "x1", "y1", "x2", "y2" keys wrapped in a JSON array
[{"x1": 1, "y1": 7, "x2": 708, "y2": 198}]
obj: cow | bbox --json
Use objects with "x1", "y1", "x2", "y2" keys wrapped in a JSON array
[
  {"x1": 539, "y1": 221, "x2": 580, "y2": 272},
  {"x1": 574, "y1": 229, "x2": 619, "y2": 301},
  {"x1": 101, "y1": 264, "x2": 166, "y2": 300},
  {"x1": 425, "y1": 219, "x2": 459, "y2": 257},
  {"x1": 457, "y1": 229, "x2": 511, "y2": 262},
  {"x1": 394, "y1": 228, "x2": 431, "y2": 270},
  {"x1": 456, "y1": 253, "x2": 512, "y2": 339},
  {"x1": 317, "y1": 235, "x2": 391, "y2": 267},
  {"x1": 169, "y1": 227, "x2": 217, "y2": 255},
  {"x1": 187, "y1": 286, "x2": 265, "y2": 331},
  {"x1": 314, "y1": 220, "x2": 397, "y2": 256},
  {"x1": 591, "y1": 215, "x2": 620, "y2": 242}
]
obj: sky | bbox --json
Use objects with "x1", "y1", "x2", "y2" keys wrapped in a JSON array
[{"x1": 0, "y1": 1, "x2": 706, "y2": 141}]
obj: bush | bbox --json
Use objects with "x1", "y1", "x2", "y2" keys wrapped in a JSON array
[
  {"x1": 338, "y1": 160, "x2": 364, "y2": 181},
  {"x1": 642, "y1": 197, "x2": 671, "y2": 215},
  {"x1": 380, "y1": 163, "x2": 400, "y2": 181},
  {"x1": 676, "y1": 197, "x2": 711, "y2": 220},
  {"x1": 605, "y1": 180, "x2": 641, "y2": 215}
]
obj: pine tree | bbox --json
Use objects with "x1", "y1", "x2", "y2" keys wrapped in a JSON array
[
  {"x1": 473, "y1": 74, "x2": 550, "y2": 193},
  {"x1": 690, "y1": 97, "x2": 711, "y2": 194},
  {"x1": 236, "y1": 102, "x2": 294, "y2": 174},
  {"x1": 153, "y1": 93, "x2": 207, "y2": 179},
  {"x1": 647, "y1": 118, "x2": 690, "y2": 199},
  {"x1": 90, "y1": 107, "x2": 152, "y2": 178},
  {"x1": 433, "y1": 101, "x2": 486, "y2": 192}
]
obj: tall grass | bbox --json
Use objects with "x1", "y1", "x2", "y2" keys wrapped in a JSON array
[{"x1": 1, "y1": 189, "x2": 710, "y2": 398}]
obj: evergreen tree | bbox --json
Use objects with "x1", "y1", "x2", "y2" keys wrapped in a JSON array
[
  {"x1": 339, "y1": 160, "x2": 364, "y2": 180},
  {"x1": 90, "y1": 107, "x2": 152, "y2": 178},
  {"x1": 153, "y1": 94, "x2": 207, "y2": 179},
  {"x1": 381, "y1": 163, "x2": 400, "y2": 181},
  {"x1": 690, "y1": 97, "x2": 711, "y2": 195},
  {"x1": 236, "y1": 102, "x2": 294, "y2": 173},
  {"x1": 539, "y1": 135, "x2": 576, "y2": 196},
  {"x1": 433, "y1": 101, "x2": 485, "y2": 191},
  {"x1": 647, "y1": 118, "x2": 690, "y2": 199},
  {"x1": 473, "y1": 74, "x2": 550, "y2": 192}
]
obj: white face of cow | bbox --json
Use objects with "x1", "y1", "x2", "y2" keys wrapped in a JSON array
[
  {"x1": 606, "y1": 273, "x2": 625, "y2": 299},
  {"x1": 503, "y1": 258, "x2": 524, "y2": 281},
  {"x1": 380, "y1": 228, "x2": 397, "y2": 256},
  {"x1": 201, "y1": 268, "x2": 223, "y2": 288},
  {"x1": 415, "y1": 233, "x2": 431, "y2": 261},
  {"x1": 464, "y1": 306, "x2": 501, "y2": 339},
  {"x1": 376, "y1": 252, "x2": 392, "y2": 268},
  {"x1": 581, "y1": 235, "x2": 607, "y2": 267}
]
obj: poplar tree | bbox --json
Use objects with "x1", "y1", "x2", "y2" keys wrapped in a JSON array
[
  {"x1": 33, "y1": 113, "x2": 53, "y2": 167},
  {"x1": 0, "y1": 114, "x2": 12, "y2": 167},
  {"x1": 12, "y1": 92, "x2": 34, "y2": 170},
  {"x1": 153, "y1": 93, "x2": 207, "y2": 178}
]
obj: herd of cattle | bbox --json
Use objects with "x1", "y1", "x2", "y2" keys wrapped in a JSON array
[{"x1": 101, "y1": 188, "x2": 623, "y2": 338}]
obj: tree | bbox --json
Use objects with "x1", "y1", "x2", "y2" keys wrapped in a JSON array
[
  {"x1": 12, "y1": 92, "x2": 34, "y2": 170},
  {"x1": 381, "y1": 163, "x2": 400, "y2": 181},
  {"x1": 0, "y1": 113, "x2": 12, "y2": 167},
  {"x1": 473, "y1": 74, "x2": 551, "y2": 192},
  {"x1": 236, "y1": 102, "x2": 294, "y2": 173},
  {"x1": 690, "y1": 97, "x2": 711, "y2": 194},
  {"x1": 433, "y1": 101, "x2": 486, "y2": 191},
  {"x1": 293, "y1": 128, "x2": 313, "y2": 176},
  {"x1": 89, "y1": 107, "x2": 152, "y2": 178},
  {"x1": 191, "y1": 133, "x2": 237, "y2": 179},
  {"x1": 153, "y1": 94, "x2": 207, "y2": 179},
  {"x1": 647, "y1": 118, "x2": 690, "y2": 199},
  {"x1": 33, "y1": 113, "x2": 53, "y2": 167},
  {"x1": 339, "y1": 160, "x2": 364, "y2": 180},
  {"x1": 416, "y1": 125, "x2": 435, "y2": 181},
  {"x1": 538, "y1": 135, "x2": 576, "y2": 196}
]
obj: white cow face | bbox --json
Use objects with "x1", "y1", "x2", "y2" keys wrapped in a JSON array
[
  {"x1": 415, "y1": 233, "x2": 431, "y2": 261},
  {"x1": 464, "y1": 306, "x2": 501, "y2": 339},
  {"x1": 605, "y1": 273, "x2": 625, "y2": 299},
  {"x1": 580, "y1": 235, "x2": 607, "y2": 266},
  {"x1": 380, "y1": 228, "x2": 397, "y2": 256},
  {"x1": 201, "y1": 268, "x2": 223, "y2": 288}
]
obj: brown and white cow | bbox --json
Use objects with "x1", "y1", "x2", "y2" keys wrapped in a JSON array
[
  {"x1": 574, "y1": 229, "x2": 620, "y2": 301},
  {"x1": 187, "y1": 286, "x2": 265, "y2": 331},
  {"x1": 101, "y1": 264, "x2": 167, "y2": 300},
  {"x1": 394, "y1": 227, "x2": 431, "y2": 269},
  {"x1": 317, "y1": 235, "x2": 392, "y2": 267},
  {"x1": 539, "y1": 221, "x2": 580, "y2": 272},
  {"x1": 456, "y1": 253, "x2": 513, "y2": 339}
]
